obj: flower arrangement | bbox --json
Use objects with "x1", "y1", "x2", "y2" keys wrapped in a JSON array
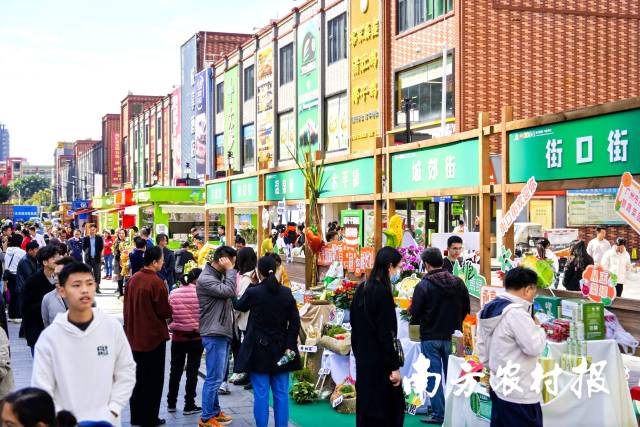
[
  {"x1": 331, "y1": 280, "x2": 359, "y2": 310},
  {"x1": 398, "y1": 245, "x2": 424, "y2": 280}
]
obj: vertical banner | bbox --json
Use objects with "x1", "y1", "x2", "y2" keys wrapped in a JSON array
[
  {"x1": 171, "y1": 87, "x2": 182, "y2": 180},
  {"x1": 350, "y1": 0, "x2": 381, "y2": 153},
  {"x1": 224, "y1": 66, "x2": 241, "y2": 171},
  {"x1": 111, "y1": 131, "x2": 121, "y2": 187},
  {"x1": 297, "y1": 16, "x2": 320, "y2": 157},
  {"x1": 257, "y1": 47, "x2": 274, "y2": 166},
  {"x1": 194, "y1": 70, "x2": 208, "y2": 179},
  {"x1": 162, "y1": 101, "x2": 170, "y2": 185}
]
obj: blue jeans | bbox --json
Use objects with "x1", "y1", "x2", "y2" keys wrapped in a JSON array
[
  {"x1": 421, "y1": 339, "x2": 451, "y2": 420},
  {"x1": 104, "y1": 254, "x2": 114, "y2": 276},
  {"x1": 250, "y1": 372, "x2": 290, "y2": 427},
  {"x1": 201, "y1": 336, "x2": 230, "y2": 420}
]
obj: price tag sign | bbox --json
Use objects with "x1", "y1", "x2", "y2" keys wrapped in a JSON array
[
  {"x1": 298, "y1": 345, "x2": 318, "y2": 353},
  {"x1": 341, "y1": 323, "x2": 352, "y2": 331},
  {"x1": 334, "y1": 309, "x2": 345, "y2": 325},
  {"x1": 332, "y1": 394, "x2": 344, "y2": 408},
  {"x1": 318, "y1": 367, "x2": 331, "y2": 375}
]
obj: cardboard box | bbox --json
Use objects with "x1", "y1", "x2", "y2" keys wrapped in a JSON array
[
  {"x1": 560, "y1": 299, "x2": 605, "y2": 340},
  {"x1": 534, "y1": 295, "x2": 562, "y2": 318}
]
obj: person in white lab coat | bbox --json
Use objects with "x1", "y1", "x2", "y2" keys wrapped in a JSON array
[
  {"x1": 587, "y1": 226, "x2": 611, "y2": 265},
  {"x1": 601, "y1": 237, "x2": 637, "y2": 297}
]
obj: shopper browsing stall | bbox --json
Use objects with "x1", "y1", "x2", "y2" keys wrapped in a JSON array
[
  {"x1": 562, "y1": 240, "x2": 594, "y2": 292},
  {"x1": 587, "y1": 226, "x2": 611, "y2": 265},
  {"x1": 477, "y1": 267, "x2": 546, "y2": 427}
]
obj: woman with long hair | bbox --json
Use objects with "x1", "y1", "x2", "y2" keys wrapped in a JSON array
[
  {"x1": 1, "y1": 387, "x2": 77, "y2": 427},
  {"x1": 562, "y1": 240, "x2": 594, "y2": 291},
  {"x1": 350, "y1": 246, "x2": 404, "y2": 427},
  {"x1": 233, "y1": 255, "x2": 301, "y2": 427},
  {"x1": 112, "y1": 228, "x2": 128, "y2": 297}
]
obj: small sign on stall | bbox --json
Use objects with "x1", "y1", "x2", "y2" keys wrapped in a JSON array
[
  {"x1": 453, "y1": 260, "x2": 487, "y2": 299},
  {"x1": 298, "y1": 345, "x2": 318, "y2": 353},
  {"x1": 580, "y1": 265, "x2": 617, "y2": 306},
  {"x1": 480, "y1": 286, "x2": 507, "y2": 308}
]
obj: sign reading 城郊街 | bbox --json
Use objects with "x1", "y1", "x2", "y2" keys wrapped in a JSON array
[
  {"x1": 230, "y1": 177, "x2": 258, "y2": 203},
  {"x1": 206, "y1": 182, "x2": 226, "y2": 206},
  {"x1": 265, "y1": 169, "x2": 305, "y2": 201},
  {"x1": 224, "y1": 66, "x2": 240, "y2": 171},
  {"x1": 391, "y1": 139, "x2": 479, "y2": 193},
  {"x1": 320, "y1": 157, "x2": 374, "y2": 198},
  {"x1": 509, "y1": 108, "x2": 640, "y2": 182}
]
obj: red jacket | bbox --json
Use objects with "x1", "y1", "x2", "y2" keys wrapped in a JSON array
[
  {"x1": 124, "y1": 268, "x2": 171, "y2": 352},
  {"x1": 168, "y1": 283, "x2": 200, "y2": 341}
]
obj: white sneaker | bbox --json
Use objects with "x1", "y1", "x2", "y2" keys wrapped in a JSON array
[{"x1": 218, "y1": 382, "x2": 230, "y2": 395}]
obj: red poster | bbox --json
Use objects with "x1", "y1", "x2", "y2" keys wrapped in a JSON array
[{"x1": 111, "y1": 131, "x2": 121, "y2": 187}]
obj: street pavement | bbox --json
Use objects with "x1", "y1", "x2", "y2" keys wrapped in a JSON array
[{"x1": 9, "y1": 278, "x2": 296, "y2": 427}]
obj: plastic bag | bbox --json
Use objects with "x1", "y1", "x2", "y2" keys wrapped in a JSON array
[{"x1": 604, "y1": 309, "x2": 639, "y2": 354}]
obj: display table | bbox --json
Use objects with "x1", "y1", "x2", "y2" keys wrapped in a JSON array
[{"x1": 443, "y1": 339, "x2": 636, "y2": 427}]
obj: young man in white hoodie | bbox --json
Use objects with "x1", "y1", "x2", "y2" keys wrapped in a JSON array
[
  {"x1": 31, "y1": 261, "x2": 136, "y2": 426},
  {"x1": 477, "y1": 267, "x2": 547, "y2": 427}
]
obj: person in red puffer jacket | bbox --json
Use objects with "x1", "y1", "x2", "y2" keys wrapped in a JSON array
[{"x1": 167, "y1": 268, "x2": 203, "y2": 415}]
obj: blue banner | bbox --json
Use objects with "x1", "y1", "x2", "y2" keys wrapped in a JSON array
[{"x1": 12, "y1": 205, "x2": 38, "y2": 222}]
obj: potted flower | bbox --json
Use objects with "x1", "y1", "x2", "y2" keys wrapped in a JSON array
[
  {"x1": 331, "y1": 280, "x2": 358, "y2": 311},
  {"x1": 400, "y1": 304, "x2": 420, "y2": 342},
  {"x1": 397, "y1": 245, "x2": 424, "y2": 281}
]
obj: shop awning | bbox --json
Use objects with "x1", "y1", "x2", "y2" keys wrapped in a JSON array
[
  {"x1": 123, "y1": 206, "x2": 140, "y2": 216},
  {"x1": 74, "y1": 208, "x2": 95, "y2": 216},
  {"x1": 93, "y1": 208, "x2": 119, "y2": 215},
  {"x1": 159, "y1": 204, "x2": 205, "y2": 214}
]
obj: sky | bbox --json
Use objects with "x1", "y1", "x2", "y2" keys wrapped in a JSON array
[{"x1": 0, "y1": 0, "x2": 304, "y2": 165}]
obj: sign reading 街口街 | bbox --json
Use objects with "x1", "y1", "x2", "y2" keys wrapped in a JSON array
[
  {"x1": 391, "y1": 139, "x2": 479, "y2": 193},
  {"x1": 499, "y1": 176, "x2": 537, "y2": 236},
  {"x1": 320, "y1": 157, "x2": 375, "y2": 198},
  {"x1": 350, "y1": 0, "x2": 380, "y2": 153},
  {"x1": 134, "y1": 187, "x2": 205, "y2": 203},
  {"x1": 230, "y1": 177, "x2": 258, "y2": 203},
  {"x1": 509, "y1": 108, "x2": 640, "y2": 182},
  {"x1": 224, "y1": 66, "x2": 240, "y2": 171},
  {"x1": 206, "y1": 182, "x2": 226, "y2": 206},
  {"x1": 615, "y1": 172, "x2": 640, "y2": 234},
  {"x1": 297, "y1": 16, "x2": 320, "y2": 158},
  {"x1": 265, "y1": 169, "x2": 305, "y2": 201}
]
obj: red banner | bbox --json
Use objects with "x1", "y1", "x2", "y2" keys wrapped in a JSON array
[
  {"x1": 318, "y1": 241, "x2": 374, "y2": 275},
  {"x1": 111, "y1": 131, "x2": 121, "y2": 187}
]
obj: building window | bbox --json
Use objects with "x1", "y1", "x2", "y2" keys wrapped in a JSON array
[
  {"x1": 242, "y1": 124, "x2": 255, "y2": 167},
  {"x1": 216, "y1": 82, "x2": 224, "y2": 113},
  {"x1": 279, "y1": 43, "x2": 294, "y2": 86},
  {"x1": 327, "y1": 13, "x2": 347, "y2": 64},
  {"x1": 325, "y1": 93, "x2": 349, "y2": 152},
  {"x1": 214, "y1": 134, "x2": 225, "y2": 175},
  {"x1": 244, "y1": 66, "x2": 255, "y2": 101},
  {"x1": 156, "y1": 115, "x2": 162, "y2": 156},
  {"x1": 395, "y1": 52, "x2": 454, "y2": 126},
  {"x1": 397, "y1": 0, "x2": 453, "y2": 33},
  {"x1": 278, "y1": 112, "x2": 295, "y2": 161}
]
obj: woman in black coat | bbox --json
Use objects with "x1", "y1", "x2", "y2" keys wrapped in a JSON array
[
  {"x1": 234, "y1": 255, "x2": 300, "y2": 427},
  {"x1": 351, "y1": 246, "x2": 405, "y2": 427},
  {"x1": 562, "y1": 240, "x2": 594, "y2": 291}
]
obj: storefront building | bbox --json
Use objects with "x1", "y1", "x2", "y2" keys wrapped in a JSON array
[{"x1": 92, "y1": 195, "x2": 118, "y2": 232}]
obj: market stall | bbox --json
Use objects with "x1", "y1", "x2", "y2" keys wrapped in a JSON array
[
  {"x1": 113, "y1": 188, "x2": 136, "y2": 229},
  {"x1": 92, "y1": 195, "x2": 118, "y2": 232}
]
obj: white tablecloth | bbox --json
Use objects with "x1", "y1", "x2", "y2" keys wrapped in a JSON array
[{"x1": 443, "y1": 339, "x2": 636, "y2": 427}]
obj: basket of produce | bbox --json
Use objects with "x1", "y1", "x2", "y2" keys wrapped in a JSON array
[
  {"x1": 318, "y1": 324, "x2": 352, "y2": 356},
  {"x1": 330, "y1": 380, "x2": 357, "y2": 414}
]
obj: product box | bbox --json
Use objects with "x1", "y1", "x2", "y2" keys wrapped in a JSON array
[
  {"x1": 560, "y1": 299, "x2": 605, "y2": 340},
  {"x1": 534, "y1": 295, "x2": 562, "y2": 318}
]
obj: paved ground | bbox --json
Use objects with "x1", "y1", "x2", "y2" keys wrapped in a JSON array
[{"x1": 10, "y1": 277, "x2": 295, "y2": 427}]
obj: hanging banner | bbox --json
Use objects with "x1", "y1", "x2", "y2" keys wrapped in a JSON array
[
  {"x1": 111, "y1": 131, "x2": 121, "y2": 187},
  {"x1": 614, "y1": 172, "x2": 640, "y2": 234},
  {"x1": 194, "y1": 70, "x2": 208, "y2": 178},
  {"x1": 171, "y1": 87, "x2": 182, "y2": 179},
  {"x1": 224, "y1": 66, "x2": 241, "y2": 171},
  {"x1": 499, "y1": 176, "x2": 537, "y2": 236},
  {"x1": 257, "y1": 47, "x2": 274, "y2": 166},
  {"x1": 318, "y1": 241, "x2": 375, "y2": 275},
  {"x1": 297, "y1": 16, "x2": 320, "y2": 157}
]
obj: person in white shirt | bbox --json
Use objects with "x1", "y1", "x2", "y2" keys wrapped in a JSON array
[
  {"x1": 587, "y1": 226, "x2": 611, "y2": 265},
  {"x1": 31, "y1": 261, "x2": 136, "y2": 426},
  {"x1": 29, "y1": 226, "x2": 46, "y2": 248},
  {"x1": 601, "y1": 238, "x2": 637, "y2": 297},
  {"x1": 454, "y1": 219, "x2": 466, "y2": 233}
]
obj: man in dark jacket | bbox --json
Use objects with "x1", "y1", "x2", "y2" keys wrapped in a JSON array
[
  {"x1": 16, "y1": 241, "x2": 39, "y2": 325},
  {"x1": 156, "y1": 233, "x2": 175, "y2": 291},
  {"x1": 67, "y1": 229, "x2": 83, "y2": 262},
  {"x1": 128, "y1": 237, "x2": 147, "y2": 277},
  {"x1": 174, "y1": 242, "x2": 195, "y2": 276},
  {"x1": 410, "y1": 247, "x2": 470, "y2": 424},
  {"x1": 443, "y1": 235, "x2": 464, "y2": 274},
  {"x1": 82, "y1": 223, "x2": 104, "y2": 293},
  {"x1": 22, "y1": 245, "x2": 60, "y2": 356}
]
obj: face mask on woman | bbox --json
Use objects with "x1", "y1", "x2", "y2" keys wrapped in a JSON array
[
  {"x1": 275, "y1": 266, "x2": 283, "y2": 281},
  {"x1": 390, "y1": 267, "x2": 401, "y2": 284}
]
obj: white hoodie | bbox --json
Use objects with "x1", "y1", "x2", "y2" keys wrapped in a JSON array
[
  {"x1": 32, "y1": 308, "x2": 136, "y2": 426},
  {"x1": 477, "y1": 293, "x2": 546, "y2": 404}
]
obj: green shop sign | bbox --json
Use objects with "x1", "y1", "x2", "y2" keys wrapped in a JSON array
[
  {"x1": 321, "y1": 157, "x2": 374, "y2": 198},
  {"x1": 231, "y1": 177, "x2": 258, "y2": 203},
  {"x1": 135, "y1": 187, "x2": 205, "y2": 203},
  {"x1": 509, "y1": 108, "x2": 640, "y2": 182},
  {"x1": 391, "y1": 139, "x2": 479, "y2": 193},
  {"x1": 206, "y1": 182, "x2": 226, "y2": 205},
  {"x1": 265, "y1": 169, "x2": 305, "y2": 201},
  {"x1": 297, "y1": 16, "x2": 320, "y2": 157},
  {"x1": 224, "y1": 66, "x2": 241, "y2": 171}
]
